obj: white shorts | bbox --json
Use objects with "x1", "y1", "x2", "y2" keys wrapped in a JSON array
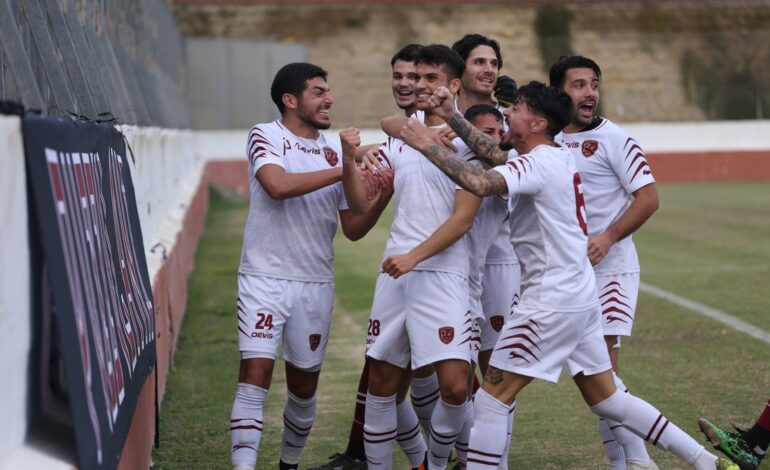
[
  {"x1": 488, "y1": 306, "x2": 612, "y2": 383},
  {"x1": 479, "y1": 263, "x2": 521, "y2": 351},
  {"x1": 596, "y1": 272, "x2": 640, "y2": 337},
  {"x1": 236, "y1": 274, "x2": 334, "y2": 370},
  {"x1": 366, "y1": 270, "x2": 473, "y2": 369}
]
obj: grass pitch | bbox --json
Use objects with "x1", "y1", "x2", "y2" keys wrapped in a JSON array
[{"x1": 152, "y1": 181, "x2": 770, "y2": 469}]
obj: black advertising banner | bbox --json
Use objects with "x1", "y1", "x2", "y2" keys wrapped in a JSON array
[{"x1": 23, "y1": 115, "x2": 156, "y2": 470}]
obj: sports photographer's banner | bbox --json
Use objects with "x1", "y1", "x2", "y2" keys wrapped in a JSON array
[{"x1": 23, "y1": 115, "x2": 155, "y2": 470}]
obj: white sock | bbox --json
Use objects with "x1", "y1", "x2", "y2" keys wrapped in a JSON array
[
  {"x1": 429, "y1": 399, "x2": 468, "y2": 470},
  {"x1": 280, "y1": 391, "x2": 316, "y2": 465},
  {"x1": 454, "y1": 400, "x2": 474, "y2": 467},
  {"x1": 590, "y1": 389, "x2": 719, "y2": 469},
  {"x1": 364, "y1": 393, "x2": 398, "y2": 470},
  {"x1": 498, "y1": 401, "x2": 516, "y2": 470},
  {"x1": 396, "y1": 400, "x2": 427, "y2": 467},
  {"x1": 230, "y1": 383, "x2": 267, "y2": 469},
  {"x1": 467, "y1": 388, "x2": 508, "y2": 469},
  {"x1": 611, "y1": 373, "x2": 652, "y2": 466},
  {"x1": 599, "y1": 418, "x2": 627, "y2": 470},
  {"x1": 411, "y1": 372, "x2": 440, "y2": 436}
]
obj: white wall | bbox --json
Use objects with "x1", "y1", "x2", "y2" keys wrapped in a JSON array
[
  {"x1": 0, "y1": 116, "x2": 35, "y2": 467},
  {"x1": 119, "y1": 126, "x2": 205, "y2": 281},
  {"x1": 203, "y1": 120, "x2": 770, "y2": 161}
]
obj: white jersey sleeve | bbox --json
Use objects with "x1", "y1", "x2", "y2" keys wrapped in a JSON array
[
  {"x1": 247, "y1": 124, "x2": 285, "y2": 172},
  {"x1": 492, "y1": 153, "x2": 545, "y2": 203},
  {"x1": 612, "y1": 132, "x2": 655, "y2": 195}
]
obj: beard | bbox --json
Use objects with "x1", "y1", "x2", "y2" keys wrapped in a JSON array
[{"x1": 298, "y1": 106, "x2": 331, "y2": 130}]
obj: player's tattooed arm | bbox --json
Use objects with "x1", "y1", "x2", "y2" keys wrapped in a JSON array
[
  {"x1": 445, "y1": 111, "x2": 509, "y2": 167},
  {"x1": 421, "y1": 143, "x2": 508, "y2": 198},
  {"x1": 485, "y1": 366, "x2": 504, "y2": 385}
]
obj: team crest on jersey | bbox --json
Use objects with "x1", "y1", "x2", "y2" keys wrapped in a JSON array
[
  {"x1": 438, "y1": 327, "x2": 454, "y2": 344},
  {"x1": 323, "y1": 146, "x2": 338, "y2": 166},
  {"x1": 490, "y1": 315, "x2": 505, "y2": 332},
  {"x1": 309, "y1": 333, "x2": 322, "y2": 351},
  {"x1": 582, "y1": 140, "x2": 599, "y2": 157}
]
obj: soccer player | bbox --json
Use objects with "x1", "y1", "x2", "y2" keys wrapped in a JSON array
[
  {"x1": 309, "y1": 43, "x2": 427, "y2": 470},
  {"x1": 450, "y1": 34, "x2": 520, "y2": 470},
  {"x1": 341, "y1": 44, "x2": 481, "y2": 470},
  {"x1": 399, "y1": 80, "x2": 739, "y2": 470},
  {"x1": 229, "y1": 62, "x2": 389, "y2": 470},
  {"x1": 699, "y1": 399, "x2": 770, "y2": 470},
  {"x1": 456, "y1": 104, "x2": 513, "y2": 470},
  {"x1": 550, "y1": 55, "x2": 660, "y2": 470}
]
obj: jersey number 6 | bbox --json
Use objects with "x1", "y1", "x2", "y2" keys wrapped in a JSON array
[{"x1": 573, "y1": 173, "x2": 588, "y2": 236}]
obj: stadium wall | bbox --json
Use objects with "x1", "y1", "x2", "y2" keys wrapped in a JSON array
[
  {"x1": 205, "y1": 121, "x2": 770, "y2": 190},
  {"x1": 2, "y1": 118, "x2": 768, "y2": 469}
]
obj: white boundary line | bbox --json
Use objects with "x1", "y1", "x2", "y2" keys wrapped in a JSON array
[{"x1": 639, "y1": 282, "x2": 770, "y2": 345}]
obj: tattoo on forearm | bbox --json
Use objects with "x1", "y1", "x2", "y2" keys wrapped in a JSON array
[
  {"x1": 421, "y1": 144, "x2": 508, "y2": 197},
  {"x1": 485, "y1": 366, "x2": 503, "y2": 385},
  {"x1": 446, "y1": 112, "x2": 508, "y2": 166}
]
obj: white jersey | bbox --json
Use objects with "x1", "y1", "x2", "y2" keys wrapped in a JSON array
[
  {"x1": 239, "y1": 120, "x2": 348, "y2": 282},
  {"x1": 492, "y1": 144, "x2": 598, "y2": 313},
  {"x1": 556, "y1": 118, "x2": 655, "y2": 276},
  {"x1": 467, "y1": 173, "x2": 509, "y2": 308},
  {"x1": 377, "y1": 134, "x2": 471, "y2": 278},
  {"x1": 485, "y1": 152, "x2": 518, "y2": 266}
]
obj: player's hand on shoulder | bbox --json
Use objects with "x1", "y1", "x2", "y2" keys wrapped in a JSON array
[
  {"x1": 434, "y1": 126, "x2": 458, "y2": 152},
  {"x1": 382, "y1": 253, "x2": 417, "y2": 279},
  {"x1": 339, "y1": 127, "x2": 361, "y2": 159},
  {"x1": 376, "y1": 168, "x2": 394, "y2": 197},
  {"x1": 494, "y1": 75, "x2": 518, "y2": 108},
  {"x1": 360, "y1": 146, "x2": 383, "y2": 173},
  {"x1": 427, "y1": 86, "x2": 455, "y2": 118},
  {"x1": 400, "y1": 119, "x2": 433, "y2": 152}
]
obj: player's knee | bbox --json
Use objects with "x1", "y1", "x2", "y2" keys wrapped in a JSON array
[
  {"x1": 285, "y1": 362, "x2": 321, "y2": 399},
  {"x1": 439, "y1": 380, "x2": 468, "y2": 405},
  {"x1": 239, "y1": 357, "x2": 275, "y2": 388}
]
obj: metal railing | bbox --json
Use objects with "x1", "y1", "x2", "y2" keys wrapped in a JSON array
[{"x1": 0, "y1": 0, "x2": 190, "y2": 128}]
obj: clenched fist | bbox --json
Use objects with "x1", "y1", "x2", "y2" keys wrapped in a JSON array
[{"x1": 339, "y1": 127, "x2": 361, "y2": 160}]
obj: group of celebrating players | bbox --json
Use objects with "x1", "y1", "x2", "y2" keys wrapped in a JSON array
[{"x1": 227, "y1": 33, "x2": 747, "y2": 470}]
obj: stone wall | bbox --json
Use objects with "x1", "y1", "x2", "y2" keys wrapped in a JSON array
[{"x1": 174, "y1": 1, "x2": 770, "y2": 127}]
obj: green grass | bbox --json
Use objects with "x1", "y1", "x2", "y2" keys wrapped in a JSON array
[{"x1": 152, "y1": 182, "x2": 770, "y2": 469}]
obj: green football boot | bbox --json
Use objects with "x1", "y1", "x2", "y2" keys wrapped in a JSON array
[{"x1": 699, "y1": 418, "x2": 761, "y2": 470}]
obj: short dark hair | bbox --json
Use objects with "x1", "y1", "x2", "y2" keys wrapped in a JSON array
[
  {"x1": 391, "y1": 43, "x2": 423, "y2": 67},
  {"x1": 270, "y1": 62, "x2": 328, "y2": 115},
  {"x1": 414, "y1": 44, "x2": 465, "y2": 80},
  {"x1": 548, "y1": 55, "x2": 602, "y2": 89},
  {"x1": 452, "y1": 33, "x2": 503, "y2": 69},
  {"x1": 464, "y1": 104, "x2": 503, "y2": 123},
  {"x1": 516, "y1": 81, "x2": 572, "y2": 138}
]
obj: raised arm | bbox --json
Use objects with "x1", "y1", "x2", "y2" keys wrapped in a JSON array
[
  {"x1": 428, "y1": 86, "x2": 509, "y2": 167},
  {"x1": 400, "y1": 119, "x2": 508, "y2": 198},
  {"x1": 382, "y1": 189, "x2": 481, "y2": 278}
]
